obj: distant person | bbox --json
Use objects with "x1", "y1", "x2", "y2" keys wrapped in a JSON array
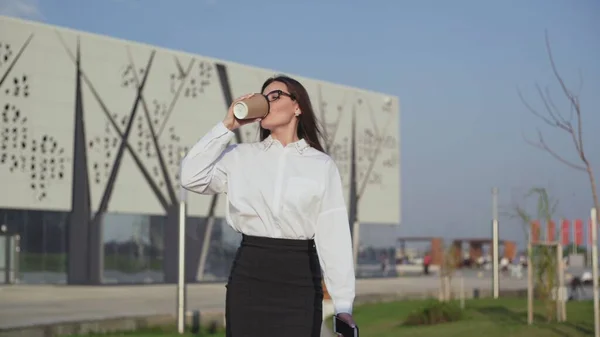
[
  {"x1": 568, "y1": 276, "x2": 585, "y2": 301},
  {"x1": 500, "y1": 257, "x2": 509, "y2": 275},
  {"x1": 423, "y1": 254, "x2": 431, "y2": 275},
  {"x1": 477, "y1": 255, "x2": 485, "y2": 269},
  {"x1": 380, "y1": 252, "x2": 389, "y2": 276},
  {"x1": 463, "y1": 252, "x2": 472, "y2": 268},
  {"x1": 181, "y1": 75, "x2": 355, "y2": 337},
  {"x1": 519, "y1": 255, "x2": 527, "y2": 268}
]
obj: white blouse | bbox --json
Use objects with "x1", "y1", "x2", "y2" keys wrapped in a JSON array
[{"x1": 180, "y1": 121, "x2": 355, "y2": 314}]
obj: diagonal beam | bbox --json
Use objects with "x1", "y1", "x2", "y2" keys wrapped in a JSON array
[
  {"x1": 364, "y1": 98, "x2": 381, "y2": 140},
  {"x1": 317, "y1": 84, "x2": 345, "y2": 154},
  {"x1": 0, "y1": 33, "x2": 33, "y2": 88},
  {"x1": 157, "y1": 57, "x2": 195, "y2": 138},
  {"x1": 126, "y1": 47, "x2": 178, "y2": 205},
  {"x1": 349, "y1": 104, "x2": 358, "y2": 224},
  {"x1": 215, "y1": 63, "x2": 242, "y2": 143},
  {"x1": 191, "y1": 62, "x2": 243, "y2": 281},
  {"x1": 92, "y1": 50, "x2": 156, "y2": 223},
  {"x1": 55, "y1": 31, "x2": 169, "y2": 212},
  {"x1": 356, "y1": 98, "x2": 395, "y2": 198},
  {"x1": 68, "y1": 37, "x2": 93, "y2": 284}
]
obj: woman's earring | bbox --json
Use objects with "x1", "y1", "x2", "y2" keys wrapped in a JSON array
[{"x1": 294, "y1": 110, "x2": 301, "y2": 117}]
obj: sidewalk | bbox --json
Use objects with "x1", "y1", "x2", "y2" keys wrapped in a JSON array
[{"x1": 0, "y1": 275, "x2": 527, "y2": 336}]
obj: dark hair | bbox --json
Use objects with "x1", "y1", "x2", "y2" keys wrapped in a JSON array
[{"x1": 260, "y1": 75, "x2": 325, "y2": 152}]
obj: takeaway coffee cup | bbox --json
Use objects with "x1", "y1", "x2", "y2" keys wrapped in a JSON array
[{"x1": 233, "y1": 94, "x2": 270, "y2": 120}]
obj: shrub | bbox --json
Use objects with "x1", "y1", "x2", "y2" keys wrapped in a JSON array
[{"x1": 403, "y1": 300, "x2": 463, "y2": 326}]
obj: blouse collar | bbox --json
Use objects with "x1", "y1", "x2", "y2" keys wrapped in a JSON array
[{"x1": 261, "y1": 135, "x2": 310, "y2": 154}]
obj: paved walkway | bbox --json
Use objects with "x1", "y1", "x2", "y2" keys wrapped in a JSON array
[{"x1": 0, "y1": 275, "x2": 527, "y2": 335}]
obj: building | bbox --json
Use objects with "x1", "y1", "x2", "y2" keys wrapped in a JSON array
[{"x1": 0, "y1": 16, "x2": 401, "y2": 285}]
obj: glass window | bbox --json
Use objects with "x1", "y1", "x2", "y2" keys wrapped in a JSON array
[
  {"x1": 187, "y1": 216, "x2": 241, "y2": 282},
  {"x1": 0, "y1": 208, "x2": 68, "y2": 284},
  {"x1": 102, "y1": 212, "x2": 165, "y2": 283}
]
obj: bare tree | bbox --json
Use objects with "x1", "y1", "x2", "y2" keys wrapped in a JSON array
[{"x1": 519, "y1": 30, "x2": 599, "y2": 215}]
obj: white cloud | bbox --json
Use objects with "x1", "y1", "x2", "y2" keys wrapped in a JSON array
[{"x1": 0, "y1": 0, "x2": 43, "y2": 20}]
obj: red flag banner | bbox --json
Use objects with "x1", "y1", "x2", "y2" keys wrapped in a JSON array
[
  {"x1": 575, "y1": 219, "x2": 583, "y2": 246},
  {"x1": 561, "y1": 219, "x2": 570, "y2": 246},
  {"x1": 547, "y1": 220, "x2": 556, "y2": 242},
  {"x1": 531, "y1": 220, "x2": 540, "y2": 243}
]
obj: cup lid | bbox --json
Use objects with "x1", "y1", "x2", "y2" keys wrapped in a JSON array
[{"x1": 233, "y1": 102, "x2": 248, "y2": 119}]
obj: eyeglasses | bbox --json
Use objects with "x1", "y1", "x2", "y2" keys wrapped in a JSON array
[{"x1": 264, "y1": 90, "x2": 296, "y2": 102}]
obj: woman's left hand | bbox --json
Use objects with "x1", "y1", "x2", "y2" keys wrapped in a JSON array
[{"x1": 335, "y1": 312, "x2": 356, "y2": 336}]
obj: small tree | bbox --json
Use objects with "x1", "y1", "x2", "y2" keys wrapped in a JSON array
[
  {"x1": 439, "y1": 244, "x2": 460, "y2": 302},
  {"x1": 514, "y1": 187, "x2": 560, "y2": 322}
]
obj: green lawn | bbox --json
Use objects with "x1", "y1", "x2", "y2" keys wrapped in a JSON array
[
  {"x1": 340, "y1": 298, "x2": 594, "y2": 337},
  {"x1": 66, "y1": 298, "x2": 594, "y2": 337}
]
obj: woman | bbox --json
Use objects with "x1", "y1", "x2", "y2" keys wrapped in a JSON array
[{"x1": 180, "y1": 75, "x2": 356, "y2": 337}]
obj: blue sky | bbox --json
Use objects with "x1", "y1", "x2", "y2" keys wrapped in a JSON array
[{"x1": 1, "y1": 0, "x2": 598, "y2": 249}]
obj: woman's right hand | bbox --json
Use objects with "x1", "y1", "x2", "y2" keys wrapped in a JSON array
[{"x1": 223, "y1": 93, "x2": 262, "y2": 131}]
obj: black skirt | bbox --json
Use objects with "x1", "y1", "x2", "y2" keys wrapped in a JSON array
[{"x1": 225, "y1": 234, "x2": 324, "y2": 337}]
